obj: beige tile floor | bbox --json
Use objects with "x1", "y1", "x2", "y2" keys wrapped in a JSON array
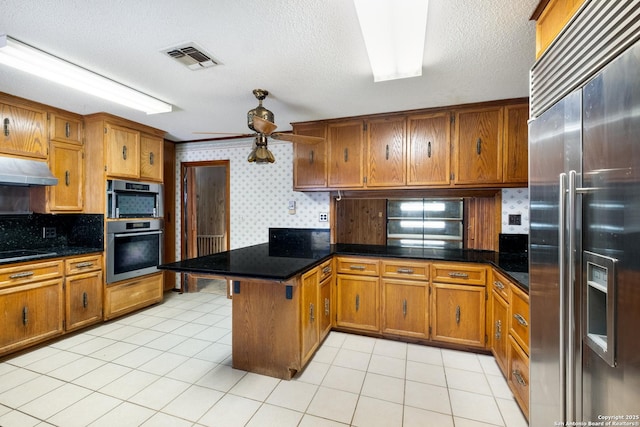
[{"x1": 0, "y1": 288, "x2": 528, "y2": 426}]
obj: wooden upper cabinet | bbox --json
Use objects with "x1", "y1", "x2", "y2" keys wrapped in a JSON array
[
  {"x1": 327, "y1": 120, "x2": 364, "y2": 188},
  {"x1": 453, "y1": 106, "x2": 503, "y2": 185},
  {"x1": 105, "y1": 123, "x2": 140, "y2": 179},
  {"x1": 503, "y1": 104, "x2": 529, "y2": 184},
  {"x1": 140, "y1": 133, "x2": 163, "y2": 182},
  {"x1": 533, "y1": 0, "x2": 586, "y2": 59},
  {"x1": 366, "y1": 116, "x2": 406, "y2": 187},
  {"x1": 293, "y1": 122, "x2": 328, "y2": 189},
  {"x1": 50, "y1": 113, "x2": 82, "y2": 145},
  {"x1": 407, "y1": 112, "x2": 451, "y2": 186},
  {"x1": 48, "y1": 141, "x2": 84, "y2": 211},
  {"x1": 0, "y1": 101, "x2": 47, "y2": 159}
]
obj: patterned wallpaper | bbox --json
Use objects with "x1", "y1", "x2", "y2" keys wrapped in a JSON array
[
  {"x1": 501, "y1": 187, "x2": 530, "y2": 234},
  {"x1": 174, "y1": 139, "x2": 330, "y2": 260}
]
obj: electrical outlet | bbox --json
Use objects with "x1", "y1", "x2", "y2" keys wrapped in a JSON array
[
  {"x1": 43, "y1": 227, "x2": 56, "y2": 238},
  {"x1": 319, "y1": 212, "x2": 328, "y2": 222},
  {"x1": 508, "y1": 214, "x2": 522, "y2": 226}
]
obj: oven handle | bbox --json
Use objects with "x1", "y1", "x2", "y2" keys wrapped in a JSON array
[{"x1": 113, "y1": 230, "x2": 163, "y2": 238}]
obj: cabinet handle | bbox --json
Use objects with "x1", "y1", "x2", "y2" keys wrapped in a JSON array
[
  {"x1": 512, "y1": 369, "x2": 527, "y2": 387},
  {"x1": 455, "y1": 305, "x2": 461, "y2": 324},
  {"x1": 3, "y1": 118, "x2": 9, "y2": 136},
  {"x1": 448, "y1": 271, "x2": 469, "y2": 279},
  {"x1": 22, "y1": 306, "x2": 28, "y2": 325},
  {"x1": 344, "y1": 148, "x2": 349, "y2": 162},
  {"x1": 149, "y1": 152, "x2": 155, "y2": 165},
  {"x1": 385, "y1": 144, "x2": 389, "y2": 160},
  {"x1": 75, "y1": 261, "x2": 94, "y2": 269},
  {"x1": 493, "y1": 280, "x2": 505, "y2": 290},
  {"x1": 355, "y1": 294, "x2": 360, "y2": 312},
  {"x1": 310, "y1": 303, "x2": 315, "y2": 322},
  {"x1": 514, "y1": 313, "x2": 528, "y2": 327},
  {"x1": 349, "y1": 265, "x2": 366, "y2": 271},
  {"x1": 65, "y1": 122, "x2": 71, "y2": 138},
  {"x1": 476, "y1": 138, "x2": 482, "y2": 155},
  {"x1": 65, "y1": 170, "x2": 70, "y2": 186},
  {"x1": 427, "y1": 141, "x2": 432, "y2": 158},
  {"x1": 495, "y1": 319, "x2": 502, "y2": 340},
  {"x1": 9, "y1": 271, "x2": 34, "y2": 279},
  {"x1": 82, "y1": 292, "x2": 88, "y2": 308},
  {"x1": 324, "y1": 297, "x2": 330, "y2": 316},
  {"x1": 322, "y1": 266, "x2": 332, "y2": 274},
  {"x1": 402, "y1": 299, "x2": 407, "y2": 318},
  {"x1": 396, "y1": 268, "x2": 414, "y2": 274},
  {"x1": 122, "y1": 145, "x2": 128, "y2": 160},
  {"x1": 309, "y1": 150, "x2": 314, "y2": 164}
]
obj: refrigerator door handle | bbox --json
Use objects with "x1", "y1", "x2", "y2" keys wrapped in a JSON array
[
  {"x1": 567, "y1": 170, "x2": 578, "y2": 422},
  {"x1": 558, "y1": 172, "x2": 568, "y2": 421}
]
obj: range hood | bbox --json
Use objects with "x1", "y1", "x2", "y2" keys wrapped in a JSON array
[{"x1": 0, "y1": 157, "x2": 58, "y2": 186}]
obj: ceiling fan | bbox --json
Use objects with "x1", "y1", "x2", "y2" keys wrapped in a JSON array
[{"x1": 195, "y1": 89, "x2": 325, "y2": 163}]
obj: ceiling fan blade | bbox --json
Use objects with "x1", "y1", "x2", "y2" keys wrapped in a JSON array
[
  {"x1": 192, "y1": 131, "x2": 254, "y2": 136},
  {"x1": 271, "y1": 133, "x2": 325, "y2": 144},
  {"x1": 252, "y1": 115, "x2": 277, "y2": 135}
]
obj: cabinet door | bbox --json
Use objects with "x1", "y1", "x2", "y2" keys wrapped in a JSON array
[
  {"x1": 366, "y1": 116, "x2": 406, "y2": 187},
  {"x1": 0, "y1": 102, "x2": 47, "y2": 159},
  {"x1": 65, "y1": 270, "x2": 103, "y2": 331},
  {"x1": 407, "y1": 112, "x2": 451, "y2": 186},
  {"x1": 293, "y1": 122, "x2": 327, "y2": 189},
  {"x1": 382, "y1": 279, "x2": 428, "y2": 338},
  {"x1": 0, "y1": 279, "x2": 64, "y2": 356},
  {"x1": 319, "y1": 275, "x2": 332, "y2": 341},
  {"x1": 327, "y1": 121, "x2": 364, "y2": 188},
  {"x1": 48, "y1": 141, "x2": 84, "y2": 211},
  {"x1": 431, "y1": 283, "x2": 486, "y2": 348},
  {"x1": 503, "y1": 104, "x2": 529, "y2": 184},
  {"x1": 490, "y1": 290, "x2": 509, "y2": 376},
  {"x1": 106, "y1": 123, "x2": 139, "y2": 178},
  {"x1": 453, "y1": 107, "x2": 503, "y2": 185},
  {"x1": 50, "y1": 114, "x2": 82, "y2": 145},
  {"x1": 140, "y1": 133, "x2": 163, "y2": 181},
  {"x1": 336, "y1": 274, "x2": 379, "y2": 332},
  {"x1": 301, "y1": 268, "x2": 319, "y2": 363},
  {"x1": 104, "y1": 273, "x2": 163, "y2": 320}
]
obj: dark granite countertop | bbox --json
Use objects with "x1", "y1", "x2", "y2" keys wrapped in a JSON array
[
  {"x1": 0, "y1": 246, "x2": 104, "y2": 266},
  {"x1": 159, "y1": 243, "x2": 529, "y2": 290}
]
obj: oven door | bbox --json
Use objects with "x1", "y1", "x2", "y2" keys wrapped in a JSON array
[{"x1": 107, "y1": 221, "x2": 163, "y2": 283}]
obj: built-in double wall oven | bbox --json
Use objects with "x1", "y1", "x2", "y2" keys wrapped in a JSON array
[{"x1": 106, "y1": 180, "x2": 164, "y2": 284}]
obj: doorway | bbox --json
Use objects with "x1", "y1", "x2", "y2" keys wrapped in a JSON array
[{"x1": 181, "y1": 160, "x2": 230, "y2": 294}]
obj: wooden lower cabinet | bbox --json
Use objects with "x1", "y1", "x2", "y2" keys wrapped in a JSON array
[
  {"x1": 103, "y1": 272, "x2": 163, "y2": 320},
  {"x1": 64, "y1": 254, "x2": 103, "y2": 332},
  {"x1": 382, "y1": 279, "x2": 428, "y2": 338},
  {"x1": 301, "y1": 267, "x2": 320, "y2": 364},
  {"x1": 431, "y1": 283, "x2": 486, "y2": 348},
  {"x1": 490, "y1": 288, "x2": 509, "y2": 375},
  {"x1": 335, "y1": 274, "x2": 379, "y2": 332},
  {"x1": 318, "y1": 264, "x2": 333, "y2": 342},
  {"x1": 508, "y1": 334, "x2": 530, "y2": 418}
]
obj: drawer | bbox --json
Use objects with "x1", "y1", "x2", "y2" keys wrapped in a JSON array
[
  {"x1": 104, "y1": 273, "x2": 163, "y2": 320},
  {"x1": 431, "y1": 263, "x2": 487, "y2": 285},
  {"x1": 508, "y1": 335, "x2": 530, "y2": 418},
  {"x1": 381, "y1": 259, "x2": 429, "y2": 281},
  {"x1": 510, "y1": 285, "x2": 530, "y2": 354},
  {"x1": 336, "y1": 257, "x2": 379, "y2": 276},
  {"x1": 0, "y1": 260, "x2": 64, "y2": 288},
  {"x1": 491, "y1": 269, "x2": 512, "y2": 301},
  {"x1": 65, "y1": 254, "x2": 102, "y2": 275},
  {"x1": 318, "y1": 259, "x2": 334, "y2": 282}
]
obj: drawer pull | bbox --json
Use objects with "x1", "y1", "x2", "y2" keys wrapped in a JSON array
[
  {"x1": 355, "y1": 294, "x2": 360, "y2": 312},
  {"x1": 82, "y1": 292, "x2": 88, "y2": 308},
  {"x1": 495, "y1": 319, "x2": 502, "y2": 340},
  {"x1": 74, "y1": 262, "x2": 94, "y2": 269},
  {"x1": 149, "y1": 151, "x2": 155, "y2": 165},
  {"x1": 65, "y1": 121, "x2": 71, "y2": 138},
  {"x1": 324, "y1": 297, "x2": 330, "y2": 316},
  {"x1": 344, "y1": 148, "x2": 349, "y2": 162},
  {"x1": 22, "y1": 306, "x2": 28, "y2": 325},
  {"x1": 309, "y1": 303, "x2": 315, "y2": 322},
  {"x1": 449, "y1": 271, "x2": 469, "y2": 279},
  {"x1": 476, "y1": 138, "x2": 482, "y2": 155},
  {"x1": 397, "y1": 268, "x2": 414, "y2": 274},
  {"x1": 514, "y1": 313, "x2": 528, "y2": 327},
  {"x1": 512, "y1": 369, "x2": 527, "y2": 387},
  {"x1": 455, "y1": 305, "x2": 461, "y2": 324},
  {"x1": 9, "y1": 271, "x2": 34, "y2": 279},
  {"x1": 309, "y1": 150, "x2": 314, "y2": 164},
  {"x1": 349, "y1": 265, "x2": 366, "y2": 271},
  {"x1": 65, "y1": 170, "x2": 70, "y2": 186},
  {"x1": 385, "y1": 144, "x2": 389, "y2": 160},
  {"x1": 322, "y1": 266, "x2": 332, "y2": 274},
  {"x1": 427, "y1": 141, "x2": 432, "y2": 158},
  {"x1": 402, "y1": 299, "x2": 407, "y2": 317},
  {"x1": 493, "y1": 280, "x2": 505, "y2": 290},
  {"x1": 3, "y1": 118, "x2": 9, "y2": 136},
  {"x1": 122, "y1": 145, "x2": 128, "y2": 160}
]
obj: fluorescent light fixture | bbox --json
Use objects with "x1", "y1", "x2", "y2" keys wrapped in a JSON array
[
  {"x1": 0, "y1": 34, "x2": 172, "y2": 114},
  {"x1": 400, "y1": 220, "x2": 446, "y2": 229},
  {"x1": 400, "y1": 201, "x2": 445, "y2": 212},
  {"x1": 353, "y1": 0, "x2": 428, "y2": 82}
]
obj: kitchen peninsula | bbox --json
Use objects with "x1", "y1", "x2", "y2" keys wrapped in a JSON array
[{"x1": 159, "y1": 241, "x2": 528, "y2": 380}]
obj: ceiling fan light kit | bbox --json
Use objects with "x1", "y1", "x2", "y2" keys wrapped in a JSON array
[{"x1": 0, "y1": 34, "x2": 172, "y2": 114}]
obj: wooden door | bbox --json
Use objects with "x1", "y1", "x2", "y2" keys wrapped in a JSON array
[
  {"x1": 407, "y1": 112, "x2": 451, "y2": 186},
  {"x1": 453, "y1": 107, "x2": 503, "y2": 185},
  {"x1": 293, "y1": 122, "x2": 327, "y2": 189},
  {"x1": 490, "y1": 290, "x2": 509, "y2": 375},
  {"x1": 319, "y1": 275, "x2": 332, "y2": 341},
  {"x1": 335, "y1": 274, "x2": 379, "y2": 332},
  {"x1": 0, "y1": 102, "x2": 47, "y2": 159},
  {"x1": 431, "y1": 283, "x2": 485, "y2": 347},
  {"x1": 106, "y1": 123, "x2": 139, "y2": 178},
  {"x1": 503, "y1": 104, "x2": 529, "y2": 184},
  {"x1": 140, "y1": 133, "x2": 164, "y2": 181},
  {"x1": 301, "y1": 268, "x2": 319, "y2": 363},
  {"x1": 366, "y1": 116, "x2": 406, "y2": 187},
  {"x1": 327, "y1": 120, "x2": 364, "y2": 188},
  {"x1": 48, "y1": 141, "x2": 84, "y2": 211},
  {"x1": 382, "y1": 279, "x2": 428, "y2": 338},
  {"x1": 65, "y1": 271, "x2": 103, "y2": 331}
]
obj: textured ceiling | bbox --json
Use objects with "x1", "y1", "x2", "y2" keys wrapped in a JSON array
[{"x1": 0, "y1": 0, "x2": 538, "y2": 142}]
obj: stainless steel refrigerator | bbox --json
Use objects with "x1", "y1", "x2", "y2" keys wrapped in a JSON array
[{"x1": 529, "y1": 39, "x2": 640, "y2": 424}]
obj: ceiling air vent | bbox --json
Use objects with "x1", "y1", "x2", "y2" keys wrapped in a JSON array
[{"x1": 163, "y1": 43, "x2": 219, "y2": 70}]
